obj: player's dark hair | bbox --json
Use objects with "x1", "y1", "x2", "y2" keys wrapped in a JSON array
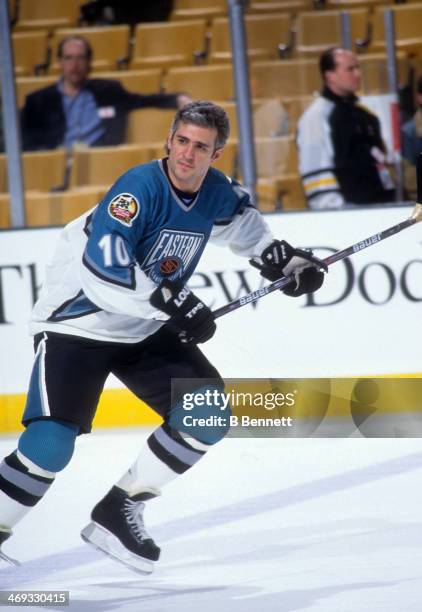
[
  {"x1": 169, "y1": 101, "x2": 230, "y2": 151},
  {"x1": 57, "y1": 35, "x2": 93, "y2": 61},
  {"x1": 319, "y1": 46, "x2": 342, "y2": 79}
]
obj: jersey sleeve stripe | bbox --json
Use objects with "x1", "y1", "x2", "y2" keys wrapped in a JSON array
[{"x1": 82, "y1": 253, "x2": 136, "y2": 290}]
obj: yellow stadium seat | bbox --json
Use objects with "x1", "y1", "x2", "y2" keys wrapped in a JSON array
[
  {"x1": 273, "y1": 95, "x2": 314, "y2": 133},
  {"x1": 69, "y1": 145, "x2": 153, "y2": 189},
  {"x1": 131, "y1": 20, "x2": 208, "y2": 69},
  {"x1": 0, "y1": 195, "x2": 10, "y2": 228},
  {"x1": 49, "y1": 26, "x2": 131, "y2": 73},
  {"x1": 250, "y1": 59, "x2": 321, "y2": 98},
  {"x1": 358, "y1": 52, "x2": 409, "y2": 93},
  {"x1": 295, "y1": 9, "x2": 369, "y2": 57},
  {"x1": 326, "y1": 0, "x2": 386, "y2": 8},
  {"x1": 16, "y1": 75, "x2": 57, "y2": 108},
  {"x1": 0, "y1": 156, "x2": 7, "y2": 193},
  {"x1": 14, "y1": 0, "x2": 81, "y2": 32},
  {"x1": 211, "y1": 139, "x2": 239, "y2": 176},
  {"x1": 90, "y1": 69, "x2": 163, "y2": 94},
  {"x1": 370, "y1": 4, "x2": 422, "y2": 55},
  {"x1": 209, "y1": 14, "x2": 294, "y2": 63},
  {"x1": 126, "y1": 109, "x2": 176, "y2": 146},
  {"x1": 12, "y1": 31, "x2": 49, "y2": 76},
  {"x1": 25, "y1": 188, "x2": 104, "y2": 226},
  {"x1": 255, "y1": 135, "x2": 298, "y2": 177},
  {"x1": 171, "y1": 0, "x2": 227, "y2": 21},
  {"x1": 22, "y1": 150, "x2": 67, "y2": 192},
  {"x1": 248, "y1": 0, "x2": 309, "y2": 14},
  {"x1": 165, "y1": 65, "x2": 234, "y2": 101},
  {"x1": 256, "y1": 175, "x2": 305, "y2": 210},
  {"x1": 255, "y1": 135, "x2": 305, "y2": 211},
  {"x1": 0, "y1": 151, "x2": 67, "y2": 192}
]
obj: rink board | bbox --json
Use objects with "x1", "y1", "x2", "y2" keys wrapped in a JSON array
[{"x1": 0, "y1": 205, "x2": 421, "y2": 432}]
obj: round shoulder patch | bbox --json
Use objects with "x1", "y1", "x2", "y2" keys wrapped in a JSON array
[{"x1": 108, "y1": 193, "x2": 139, "y2": 227}]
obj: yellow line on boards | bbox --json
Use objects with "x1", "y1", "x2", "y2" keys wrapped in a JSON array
[
  {"x1": 0, "y1": 389, "x2": 162, "y2": 434},
  {"x1": 1, "y1": 375, "x2": 421, "y2": 434}
]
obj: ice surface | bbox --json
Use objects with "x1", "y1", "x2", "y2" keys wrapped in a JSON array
[{"x1": 1, "y1": 429, "x2": 422, "y2": 611}]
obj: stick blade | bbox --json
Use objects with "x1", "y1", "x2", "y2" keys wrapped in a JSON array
[{"x1": 410, "y1": 203, "x2": 422, "y2": 222}]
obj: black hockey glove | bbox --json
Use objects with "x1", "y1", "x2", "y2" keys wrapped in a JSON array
[
  {"x1": 150, "y1": 278, "x2": 216, "y2": 344},
  {"x1": 250, "y1": 239, "x2": 327, "y2": 297}
]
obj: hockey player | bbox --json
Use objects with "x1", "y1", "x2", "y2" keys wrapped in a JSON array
[
  {"x1": 297, "y1": 47, "x2": 396, "y2": 210},
  {"x1": 0, "y1": 101, "x2": 326, "y2": 573}
]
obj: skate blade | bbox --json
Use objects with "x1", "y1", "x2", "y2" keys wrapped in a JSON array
[
  {"x1": 81, "y1": 522, "x2": 154, "y2": 575},
  {"x1": 0, "y1": 550, "x2": 20, "y2": 567}
]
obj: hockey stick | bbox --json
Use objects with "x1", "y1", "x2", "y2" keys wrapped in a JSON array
[{"x1": 212, "y1": 203, "x2": 422, "y2": 320}]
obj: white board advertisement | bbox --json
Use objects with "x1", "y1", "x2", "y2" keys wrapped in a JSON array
[{"x1": 0, "y1": 204, "x2": 420, "y2": 395}]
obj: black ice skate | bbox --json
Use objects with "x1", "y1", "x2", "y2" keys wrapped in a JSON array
[
  {"x1": 80, "y1": 486, "x2": 160, "y2": 574},
  {"x1": 0, "y1": 527, "x2": 20, "y2": 567}
]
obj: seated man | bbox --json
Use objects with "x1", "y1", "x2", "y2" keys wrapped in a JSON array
[
  {"x1": 297, "y1": 46, "x2": 395, "y2": 210},
  {"x1": 21, "y1": 35, "x2": 190, "y2": 151}
]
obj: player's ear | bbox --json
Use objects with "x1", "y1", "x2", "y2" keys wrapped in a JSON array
[
  {"x1": 166, "y1": 130, "x2": 173, "y2": 152},
  {"x1": 211, "y1": 147, "x2": 224, "y2": 162}
]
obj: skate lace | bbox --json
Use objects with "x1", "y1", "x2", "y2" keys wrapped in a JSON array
[{"x1": 123, "y1": 498, "x2": 151, "y2": 541}]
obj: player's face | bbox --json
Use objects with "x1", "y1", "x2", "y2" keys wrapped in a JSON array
[
  {"x1": 166, "y1": 122, "x2": 223, "y2": 192},
  {"x1": 59, "y1": 39, "x2": 90, "y2": 89},
  {"x1": 326, "y1": 50, "x2": 361, "y2": 97}
]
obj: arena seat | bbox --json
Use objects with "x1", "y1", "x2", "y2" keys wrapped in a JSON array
[
  {"x1": 295, "y1": 9, "x2": 369, "y2": 57},
  {"x1": 211, "y1": 139, "x2": 239, "y2": 176},
  {"x1": 248, "y1": 0, "x2": 309, "y2": 14},
  {"x1": 170, "y1": 0, "x2": 227, "y2": 21},
  {"x1": 131, "y1": 20, "x2": 208, "y2": 69},
  {"x1": 0, "y1": 195, "x2": 10, "y2": 228},
  {"x1": 69, "y1": 145, "x2": 153, "y2": 189},
  {"x1": 250, "y1": 59, "x2": 321, "y2": 98},
  {"x1": 90, "y1": 69, "x2": 163, "y2": 94},
  {"x1": 358, "y1": 52, "x2": 409, "y2": 93},
  {"x1": 325, "y1": 0, "x2": 386, "y2": 8},
  {"x1": 125, "y1": 108, "x2": 176, "y2": 145},
  {"x1": 25, "y1": 188, "x2": 106, "y2": 226},
  {"x1": 256, "y1": 175, "x2": 305, "y2": 211},
  {"x1": 255, "y1": 135, "x2": 305, "y2": 211},
  {"x1": 0, "y1": 157, "x2": 7, "y2": 193},
  {"x1": 208, "y1": 14, "x2": 294, "y2": 63},
  {"x1": 165, "y1": 64, "x2": 234, "y2": 101},
  {"x1": 13, "y1": 0, "x2": 81, "y2": 32},
  {"x1": 23, "y1": 150, "x2": 68, "y2": 192},
  {"x1": 12, "y1": 31, "x2": 49, "y2": 76},
  {"x1": 256, "y1": 135, "x2": 298, "y2": 177},
  {"x1": 0, "y1": 150, "x2": 67, "y2": 193},
  {"x1": 370, "y1": 4, "x2": 422, "y2": 55}
]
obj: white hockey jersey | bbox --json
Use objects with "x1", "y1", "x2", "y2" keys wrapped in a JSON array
[{"x1": 30, "y1": 160, "x2": 274, "y2": 343}]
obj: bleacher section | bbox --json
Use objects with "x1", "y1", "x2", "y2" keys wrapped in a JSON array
[{"x1": 1, "y1": 0, "x2": 420, "y2": 227}]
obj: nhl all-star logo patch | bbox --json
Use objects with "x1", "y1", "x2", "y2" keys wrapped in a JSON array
[{"x1": 108, "y1": 193, "x2": 139, "y2": 226}]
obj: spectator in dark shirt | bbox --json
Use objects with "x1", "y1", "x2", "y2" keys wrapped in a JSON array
[
  {"x1": 297, "y1": 47, "x2": 395, "y2": 209},
  {"x1": 21, "y1": 36, "x2": 190, "y2": 151}
]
